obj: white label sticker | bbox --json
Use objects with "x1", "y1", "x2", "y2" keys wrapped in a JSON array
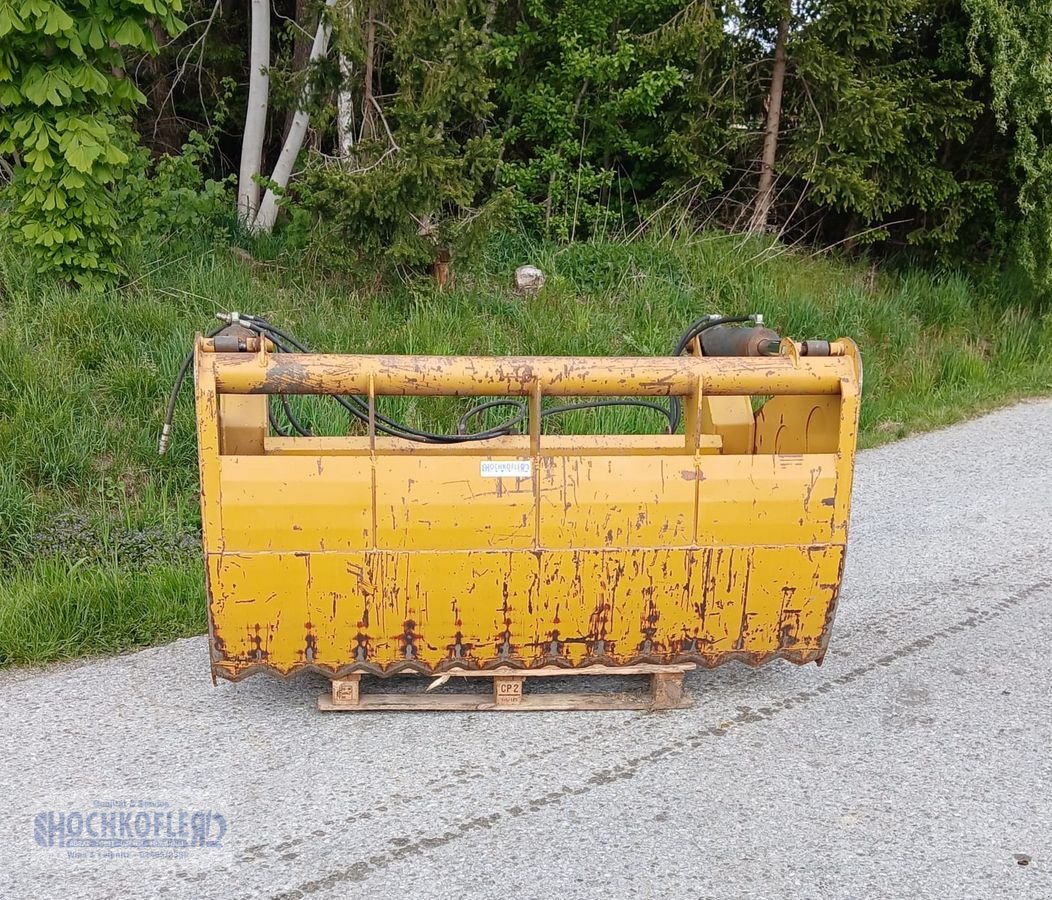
[{"x1": 480, "y1": 460, "x2": 533, "y2": 479}]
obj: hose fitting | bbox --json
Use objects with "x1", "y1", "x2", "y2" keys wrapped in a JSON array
[{"x1": 158, "y1": 422, "x2": 172, "y2": 456}]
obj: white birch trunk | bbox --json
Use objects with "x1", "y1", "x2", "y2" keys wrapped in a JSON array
[
  {"x1": 337, "y1": 53, "x2": 356, "y2": 158},
  {"x1": 252, "y1": 0, "x2": 338, "y2": 234},
  {"x1": 336, "y1": 0, "x2": 356, "y2": 160},
  {"x1": 238, "y1": 0, "x2": 270, "y2": 224}
]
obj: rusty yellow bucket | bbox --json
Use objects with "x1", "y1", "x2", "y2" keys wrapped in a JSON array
[{"x1": 194, "y1": 328, "x2": 860, "y2": 681}]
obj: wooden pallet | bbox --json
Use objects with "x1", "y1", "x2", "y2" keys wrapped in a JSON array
[{"x1": 317, "y1": 662, "x2": 695, "y2": 712}]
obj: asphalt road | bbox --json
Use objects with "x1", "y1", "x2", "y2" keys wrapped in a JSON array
[{"x1": 2, "y1": 400, "x2": 1050, "y2": 900}]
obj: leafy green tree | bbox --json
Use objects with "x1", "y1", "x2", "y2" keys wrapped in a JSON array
[
  {"x1": 491, "y1": 0, "x2": 731, "y2": 240},
  {"x1": 0, "y1": 0, "x2": 183, "y2": 288},
  {"x1": 735, "y1": 0, "x2": 984, "y2": 249},
  {"x1": 961, "y1": 0, "x2": 1052, "y2": 290}
]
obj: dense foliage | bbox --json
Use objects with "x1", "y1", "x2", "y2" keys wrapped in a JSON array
[
  {"x1": 491, "y1": 0, "x2": 730, "y2": 239},
  {"x1": 767, "y1": 0, "x2": 984, "y2": 245},
  {"x1": 289, "y1": 0, "x2": 506, "y2": 270},
  {"x1": 961, "y1": 0, "x2": 1052, "y2": 289},
  {"x1": 0, "y1": 0, "x2": 184, "y2": 287},
  {"x1": 3, "y1": 0, "x2": 1052, "y2": 292}
]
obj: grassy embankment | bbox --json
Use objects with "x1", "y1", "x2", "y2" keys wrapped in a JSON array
[{"x1": 1, "y1": 232, "x2": 1049, "y2": 665}]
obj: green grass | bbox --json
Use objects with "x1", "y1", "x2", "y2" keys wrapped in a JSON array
[
  {"x1": 1, "y1": 229, "x2": 1050, "y2": 665},
  {"x1": 0, "y1": 563, "x2": 202, "y2": 666}
]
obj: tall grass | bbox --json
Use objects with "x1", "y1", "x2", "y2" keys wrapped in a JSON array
[
  {"x1": 0, "y1": 563, "x2": 202, "y2": 666},
  {"x1": 0, "y1": 230, "x2": 1049, "y2": 664}
]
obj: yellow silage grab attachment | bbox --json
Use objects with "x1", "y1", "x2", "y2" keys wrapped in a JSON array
[{"x1": 182, "y1": 314, "x2": 861, "y2": 683}]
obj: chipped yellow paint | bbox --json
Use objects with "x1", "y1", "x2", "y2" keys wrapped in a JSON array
[
  {"x1": 195, "y1": 336, "x2": 862, "y2": 680},
  {"x1": 193, "y1": 348, "x2": 223, "y2": 553},
  {"x1": 696, "y1": 455, "x2": 839, "y2": 546},
  {"x1": 538, "y1": 456, "x2": 697, "y2": 549},
  {"x1": 374, "y1": 456, "x2": 536, "y2": 551},
  {"x1": 220, "y1": 456, "x2": 373, "y2": 552},
  {"x1": 213, "y1": 352, "x2": 857, "y2": 397},
  {"x1": 701, "y1": 395, "x2": 755, "y2": 454},
  {"x1": 207, "y1": 551, "x2": 310, "y2": 667}
]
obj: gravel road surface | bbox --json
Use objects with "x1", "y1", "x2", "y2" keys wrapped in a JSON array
[{"x1": 2, "y1": 400, "x2": 1050, "y2": 900}]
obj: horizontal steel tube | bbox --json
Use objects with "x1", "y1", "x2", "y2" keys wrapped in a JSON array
[{"x1": 210, "y1": 353, "x2": 853, "y2": 397}]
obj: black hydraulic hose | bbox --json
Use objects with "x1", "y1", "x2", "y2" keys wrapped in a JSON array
[
  {"x1": 226, "y1": 321, "x2": 320, "y2": 437},
  {"x1": 161, "y1": 311, "x2": 756, "y2": 452},
  {"x1": 241, "y1": 312, "x2": 677, "y2": 441},
  {"x1": 457, "y1": 400, "x2": 527, "y2": 436},
  {"x1": 158, "y1": 323, "x2": 225, "y2": 455},
  {"x1": 268, "y1": 403, "x2": 290, "y2": 437},
  {"x1": 243, "y1": 317, "x2": 529, "y2": 443},
  {"x1": 542, "y1": 399, "x2": 674, "y2": 432},
  {"x1": 457, "y1": 398, "x2": 674, "y2": 436},
  {"x1": 279, "y1": 395, "x2": 311, "y2": 437},
  {"x1": 229, "y1": 318, "x2": 401, "y2": 438}
]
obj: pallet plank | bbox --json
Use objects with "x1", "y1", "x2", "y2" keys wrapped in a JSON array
[{"x1": 319, "y1": 691, "x2": 691, "y2": 712}]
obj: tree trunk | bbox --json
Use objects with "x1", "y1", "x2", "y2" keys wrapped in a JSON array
[
  {"x1": 336, "y1": 2, "x2": 357, "y2": 158},
  {"x1": 143, "y1": 21, "x2": 183, "y2": 155},
  {"x1": 360, "y1": 4, "x2": 377, "y2": 141},
  {"x1": 282, "y1": 0, "x2": 314, "y2": 145},
  {"x1": 748, "y1": 11, "x2": 789, "y2": 234},
  {"x1": 252, "y1": 0, "x2": 338, "y2": 234},
  {"x1": 238, "y1": 0, "x2": 271, "y2": 224}
]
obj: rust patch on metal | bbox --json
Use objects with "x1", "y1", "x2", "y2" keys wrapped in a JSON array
[
  {"x1": 400, "y1": 620, "x2": 419, "y2": 659},
  {"x1": 353, "y1": 631, "x2": 371, "y2": 662}
]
